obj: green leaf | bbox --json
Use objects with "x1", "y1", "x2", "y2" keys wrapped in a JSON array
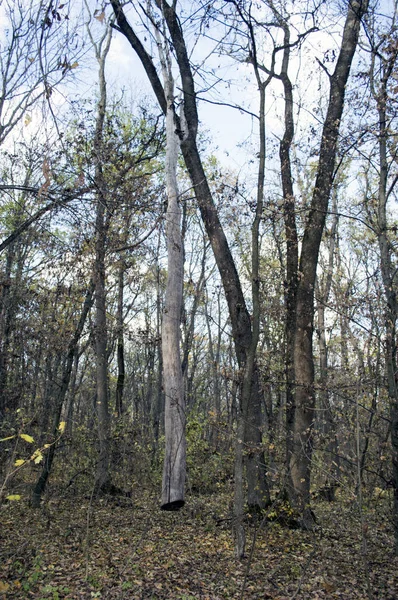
[
  {"x1": 6, "y1": 495, "x2": 21, "y2": 501},
  {"x1": 20, "y1": 433, "x2": 34, "y2": 443},
  {"x1": 14, "y1": 459, "x2": 25, "y2": 466}
]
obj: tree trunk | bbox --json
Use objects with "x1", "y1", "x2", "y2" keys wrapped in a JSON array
[
  {"x1": 372, "y1": 45, "x2": 398, "y2": 553},
  {"x1": 316, "y1": 192, "x2": 339, "y2": 493},
  {"x1": 290, "y1": 0, "x2": 368, "y2": 525},
  {"x1": 204, "y1": 287, "x2": 223, "y2": 449},
  {"x1": 91, "y1": 24, "x2": 113, "y2": 494},
  {"x1": 31, "y1": 283, "x2": 94, "y2": 507},
  {"x1": 94, "y1": 200, "x2": 110, "y2": 492},
  {"x1": 159, "y1": 39, "x2": 186, "y2": 511},
  {"x1": 152, "y1": 243, "x2": 164, "y2": 446},
  {"x1": 0, "y1": 243, "x2": 15, "y2": 416},
  {"x1": 115, "y1": 262, "x2": 125, "y2": 417},
  {"x1": 110, "y1": 0, "x2": 269, "y2": 509},
  {"x1": 272, "y1": 9, "x2": 299, "y2": 498},
  {"x1": 241, "y1": 74, "x2": 270, "y2": 511}
]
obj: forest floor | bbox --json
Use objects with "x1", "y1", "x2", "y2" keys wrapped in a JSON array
[{"x1": 1, "y1": 485, "x2": 398, "y2": 600}]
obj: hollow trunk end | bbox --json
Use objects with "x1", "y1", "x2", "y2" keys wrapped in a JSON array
[{"x1": 160, "y1": 499, "x2": 185, "y2": 511}]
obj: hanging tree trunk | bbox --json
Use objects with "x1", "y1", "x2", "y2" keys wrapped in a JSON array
[
  {"x1": 110, "y1": 0, "x2": 270, "y2": 511},
  {"x1": 158, "y1": 35, "x2": 186, "y2": 511}
]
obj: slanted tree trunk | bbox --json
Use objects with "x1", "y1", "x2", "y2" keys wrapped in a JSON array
[
  {"x1": 110, "y1": 0, "x2": 270, "y2": 510},
  {"x1": 31, "y1": 283, "x2": 94, "y2": 507},
  {"x1": 290, "y1": 0, "x2": 368, "y2": 526}
]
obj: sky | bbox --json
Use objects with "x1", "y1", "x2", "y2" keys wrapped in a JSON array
[
  {"x1": 1, "y1": 0, "x2": 393, "y2": 189},
  {"x1": 0, "y1": 0, "x2": 356, "y2": 170},
  {"x1": 92, "y1": 0, "x2": 348, "y2": 179}
]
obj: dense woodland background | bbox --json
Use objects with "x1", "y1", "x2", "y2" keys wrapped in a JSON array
[{"x1": 1, "y1": 0, "x2": 398, "y2": 598}]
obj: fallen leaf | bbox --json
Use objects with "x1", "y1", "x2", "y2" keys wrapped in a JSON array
[{"x1": 0, "y1": 581, "x2": 10, "y2": 593}]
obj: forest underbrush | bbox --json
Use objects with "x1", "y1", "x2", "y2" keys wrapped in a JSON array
[{"x1": 1, "y1": 472, "x2": 397, "y2": 600}]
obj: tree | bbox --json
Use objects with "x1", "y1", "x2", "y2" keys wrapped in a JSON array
[
  {"x1": 224, "y1": 0, "x2": 369, "y2": 524},
  {"x1": 110, "y1": 0, "x2": 270, "y2": 515},
  {"x1": 365, "y1": 4, "x2": 398, "y2": 551},
  {"x1": 155, "y1": 21, "x2": 186, "y2": 511},
  {"x1": 0, "y1": 0, "x2": 77, "y2": 146},
  {"x1": 31, "y1": 282, "x2": 94, "y2": 507},
  {"x1": 87, "y1": 17, "x2": 113, "y2": 494},
  {"x1": 277, "y1": 0, "x2": 369, "y2": 524}
]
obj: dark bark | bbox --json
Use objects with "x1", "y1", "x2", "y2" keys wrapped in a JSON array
[
  {"x1": 315, "y1": 192, "x2": 339, "y2": 489},
  {"x1": 152, "y1": 253, "x2": 164, "y2": 445},
  {"x1": 0, "y1": 243, "x2": 16, "y2": 416},
  {"x1": 290, "y1": 0, "x2": 369, "y2": 524},
  {"x1": 204, "y1": 288, "x2": 223, "y2": 448},
  {"x1": 275, "y1": 11, "x2": 299, "y2": 497},
  {"x1": 371, "y1": 38, "x2": 398, "y2": 553},
  {"x1": 31, "y1": 283, "x2": 94, "y2": 507},
  {"x1": 91, "y1": 26, "x2": 113, "y2": 495},
  {"x1": 111, "y1": 0, "x2": 269, "y2": 507},
  {"x1": 115, "y1": 264, "x2": 125, "y2": 417}
]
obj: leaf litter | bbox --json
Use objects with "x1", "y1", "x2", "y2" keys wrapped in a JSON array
[{"x1": 1, "y1": 489, "x2": 397, "y2": 599}]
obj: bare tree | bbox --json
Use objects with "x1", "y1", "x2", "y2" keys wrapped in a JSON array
[
  {"x1": 155, "y1": 21, "x2": 186, "y2": 510},
  {"x1": 289, "y1": 0, "x2": 369, "y2": 525},
  {"x1": 366, "y1": 4, "x2": 398, "y2": 551},
  {"x1": 85, "y1": 13, "x2": 113, "y2": 493},
  {"x1": 110, "y1": 0, "x2": 270, "y2": 513},
  {"x1": 0, "y1": 0, "x2": 78, "y2": 145}
]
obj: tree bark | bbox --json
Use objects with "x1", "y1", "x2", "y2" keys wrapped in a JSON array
[
  {"x1": 316, "y1": 191, "x2": 339, "y2": 494},
  {"x1": 110, "y1": 0, "x2": 269, "y2": 508},
  {"x1": 31, "y1": 282, "x2": 94, "y2": 507},
  {"x1": 115, "y1": 262, "x2": 125, "y2": 417},
  {"x1": 0, "y1": 242, "x2": 16, "y2": 417},
  {"x1": 371, "y1": 38, "x2": 398, "y2": 553},
  {"x1": 90, "y1": 24, "x2": 113, "y2": 494},
  {"x1": 272, "y1": 8, "x2": 299, "y2": 498},
  {"x1": 158, "y1": 34, "x2": 186, "y2": 511},
  {"x1": 152, "y1": 240, "x2": 164, "y2": 446},
  {"x1": 290, "y1": 0, "x2": 369, "y2": 525}
]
